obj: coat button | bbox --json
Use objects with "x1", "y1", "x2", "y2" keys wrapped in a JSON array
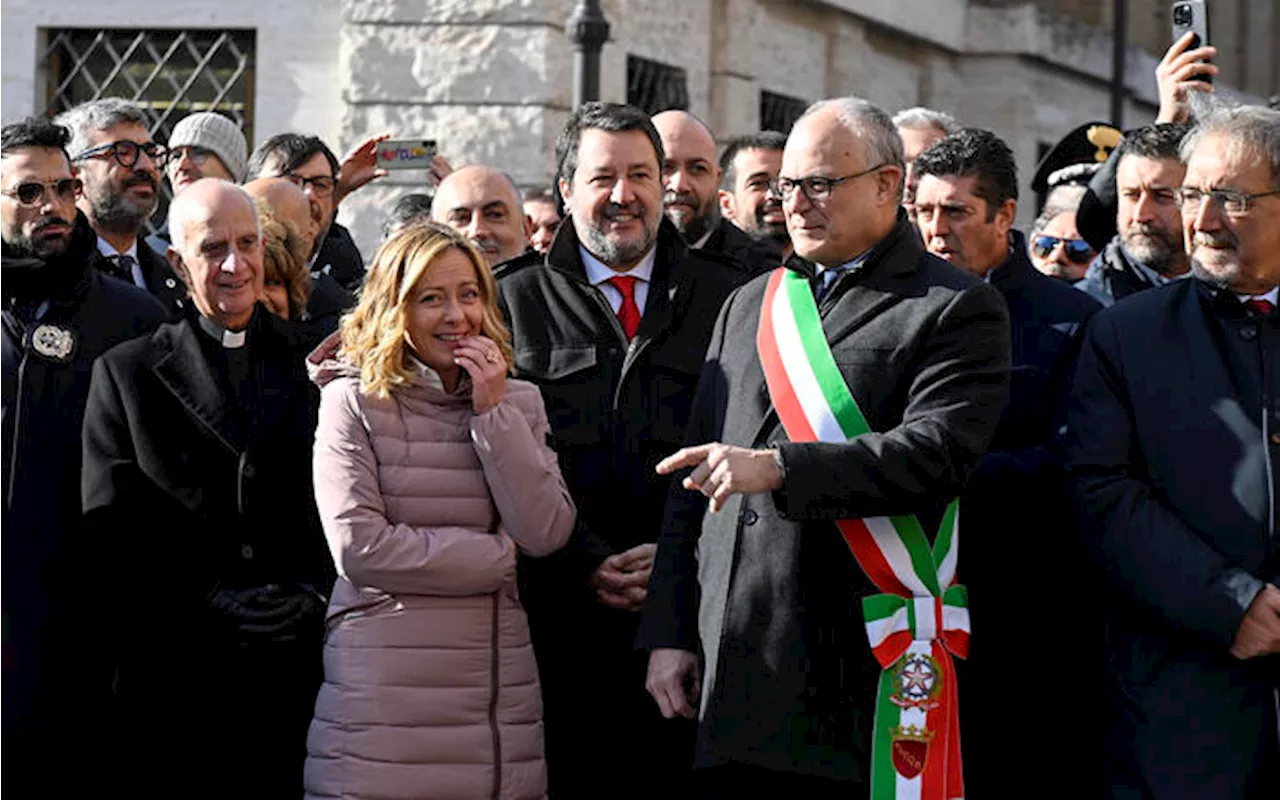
[
  {"x1": 165, "y1": 277, "x2": 176, "y2": 288},
  {"x1": 242, "y1": 463, "x2": 256, "y2": 479},
  {"x1": 742, "y1": 509, "x2": 759, "y2": 525},
  {"x1": 241, "y1": 544, "x2": 254, "y2": 560},
  {"x1": 1240, "y1": 326, "x2": 1258, "y2": 341}
]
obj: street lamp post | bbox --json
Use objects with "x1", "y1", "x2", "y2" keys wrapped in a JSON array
[
  {"x1": 1111, "y1": 0, "x2": 1128, "y2": 127},
  {"x1": 566, "y1": 0, "x2": 611, "y2": 108}
]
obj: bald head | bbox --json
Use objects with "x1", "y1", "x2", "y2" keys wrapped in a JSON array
[
  {"x1": 431, "y1": 165, "x2": 529, "y2": 266},
  {"x1": 652, "y1": 110, "x2": 721, "y2": 242},
  {"x1": 165, "y1": 178, "x2": 264, "y2": 330},
  {"x1": 244, "y1": 176, "x2": 319, "y2": 258}
]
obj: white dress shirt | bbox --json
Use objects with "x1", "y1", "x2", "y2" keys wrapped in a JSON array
[
  {"x1": 96, "y1": 236, "x2": 147, "y2": 290},
  {"x1": 579, "y1": 244, "x2": 657, "y2": 316}
]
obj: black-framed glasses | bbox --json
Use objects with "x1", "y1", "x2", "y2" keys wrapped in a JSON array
[
  {"x1": 1031, "y1": 235, "x2": 1094, "y2": 264},
  {"x1": 0, "y1": 178, "x2": 83, "y2": 207},
  {"x1": 1174, "y1": 186, "x2": 1280, "y2": 217},
  {"x1": 282, "y1": 172, "x2": 337, "y2": 197},
  {"x1": 73, "y1": 140, "x2": 166, "y2": 169},
  {"x1": 164, "y1": 145, "x2": 216, "y2": 168},
  {"x1": 770, "y1": 163, "x2": 891, "y2": 203}
]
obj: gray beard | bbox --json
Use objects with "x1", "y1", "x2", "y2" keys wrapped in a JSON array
[
  {"x1": 85, "y1": 183, "x2": 155, "y2": 236},
  {"x1": 580, "y1": 216, "x2": 657, "y2": 267},
  {"x1": 1123, "y1": 231, "x2": 1182, "y2": 276},
  {"x1": 669, "y1": 207, "x2": 717, "y2": 245}
]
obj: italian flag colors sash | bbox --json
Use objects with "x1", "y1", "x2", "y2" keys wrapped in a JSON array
[{"x1": 756, "y1": 268, "x2": 969, "y2": 800}]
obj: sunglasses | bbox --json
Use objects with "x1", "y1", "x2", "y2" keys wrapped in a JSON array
[
  {"x1": 1031, "y1": 235, "x2": 1093, "y2": 264},
  {"x1": 73, "y1": 140, "x2": 166, "y2": 169},
  {"x1": 1, "y1": 177, "x2": 83, "y2": 206}
]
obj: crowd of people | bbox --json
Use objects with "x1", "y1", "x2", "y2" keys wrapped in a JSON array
[{"x1": 2, "y1": 29, "x2": 1277, "y2": 800}]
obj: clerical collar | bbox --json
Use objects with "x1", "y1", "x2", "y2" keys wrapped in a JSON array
[{"x1": 197, "y1": 315, "x2": 249, "y2": 349}]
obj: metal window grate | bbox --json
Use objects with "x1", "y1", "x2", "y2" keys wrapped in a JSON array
[
  {"x1": 760, "y1": 90, "x2": 808, "y2": 134},
  {"x1": 626, "y1": 55, "x2": 688, "y2": 116},
  {"x1": 40, "y1": 28, "x2": 256, "y2": 230}
]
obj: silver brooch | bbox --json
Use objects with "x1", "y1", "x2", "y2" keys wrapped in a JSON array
[{"x1": 31, "y1": 324, "x2": 76, "y2": 362}]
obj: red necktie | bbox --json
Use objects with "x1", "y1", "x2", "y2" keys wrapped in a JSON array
[
  {"x1": 1245, "y1": 298, "x2": 1275, "y2": 317},
  {"x1": 607, "y1": 276, "x2": 641, "y2": 340}
]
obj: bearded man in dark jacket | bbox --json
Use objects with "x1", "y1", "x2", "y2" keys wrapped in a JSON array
[{"x1": 2, "y1": 117, "x2": 167, "y2": 796}]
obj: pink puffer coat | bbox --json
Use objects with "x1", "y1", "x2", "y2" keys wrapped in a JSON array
[{"x1": 303, "y1": 354, "x2": 574, "y2": 800}]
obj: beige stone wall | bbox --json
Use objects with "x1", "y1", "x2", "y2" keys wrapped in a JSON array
[{"x1": 330, "y1": 0, "x2": 1273, "y2": 254}]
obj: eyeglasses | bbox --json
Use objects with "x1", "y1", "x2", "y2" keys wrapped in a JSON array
[
  {"x1": 164, "y1": 145, "x2": 216, "y2": 168},
  {"x1": 282, "y1": 172, "x2": 336, "y2": 197},
  {"x1": 1174, "y1": 186, "x2": 1280, "y2": 217},
  {"x1": 770, "y1": 163, "x2": 891, "y2": 203},
  {"x1": 1, "y1": 178, "x2": 83, "y2": 206},
  {"x1": 1031, "y1": 235, "x2": 1094, "y2": 264},
  {"x1": 73, "y1": 140, "x2": 166, "y2": 169}
]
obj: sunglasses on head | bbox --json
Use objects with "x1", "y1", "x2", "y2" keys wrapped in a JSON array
[
  {"x1": 1, "y1": 177, "x2": 83, "y2": 206},
  {"x1": 1031, "y1": 235, "x2": 1093, "y2": 264}
]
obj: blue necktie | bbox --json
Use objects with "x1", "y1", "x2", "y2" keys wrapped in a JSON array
[{"x1": 816, "y1": 267, "x2": 845, "y2": 302}]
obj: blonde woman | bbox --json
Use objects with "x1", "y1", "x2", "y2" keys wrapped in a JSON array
[{"x1": 304, "y1": 222, "x2": 575, "y2": 799}]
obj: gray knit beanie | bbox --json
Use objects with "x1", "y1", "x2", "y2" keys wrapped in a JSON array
[{"x1": 168, "y1": 112, "x2": 248, "y2": 182}]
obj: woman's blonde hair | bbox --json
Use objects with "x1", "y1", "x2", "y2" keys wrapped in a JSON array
[
  {"x1": 340, "y1": 221, "x2": 513, "y2": 398},
  {"x1": 257, "y1": 205, "x2": 312, "y2": 320}
]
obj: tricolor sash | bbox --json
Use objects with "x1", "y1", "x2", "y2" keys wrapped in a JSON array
[{"x1": 756, "y1": 268, "x2": 969, "y2": 800}]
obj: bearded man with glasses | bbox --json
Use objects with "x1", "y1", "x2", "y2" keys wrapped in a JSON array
[
  {"x1": 1, "y1": 116, "x2": 167, "y2": 794},
  {"x1": 55, "y1": 97, "x2": 187, "y2": 317}
]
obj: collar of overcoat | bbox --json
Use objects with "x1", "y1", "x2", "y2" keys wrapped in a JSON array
[{"x1": 147, "y1": 304, "x2": 307, "y2": 453}]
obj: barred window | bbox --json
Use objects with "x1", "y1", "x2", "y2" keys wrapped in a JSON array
[
  {"x1": 626, "y1": 55, "x2": 688, "y2": 116},
  {"x1": 760, "y1": 90, "x2": 808, "y2": 134},
  {"x1": 40, "y1": 28, "x2": 256, "y2": 229}
]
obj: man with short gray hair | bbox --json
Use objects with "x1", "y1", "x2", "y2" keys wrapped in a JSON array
[
  {"x1": 82, "y1": 178, "x2": 333, "y2": 797},
  {"x1": 639, "y1": 96, "x2": 1010, "y2": 796},
  {"x1": 1067, "y1": 104, "x2": 1280, "y2": 800},
  {"x1": 55, "y1": 98, "x2": 186, "y2": 315},
  {"x1": 894, "y1": 106, "x2": 959, "y2": 223}
]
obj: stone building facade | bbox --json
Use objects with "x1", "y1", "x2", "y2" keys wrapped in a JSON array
[{"x1": 3, "y1": 0, "x2": 1276, "y2": 254}]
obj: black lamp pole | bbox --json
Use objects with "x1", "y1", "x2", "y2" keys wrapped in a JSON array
[
  {"x1": 1111, "y1": 0, "x2": 1128, "y2": 127},
  {"x1": 566, "y1": 0, "x2": 611, "y2": 108}
]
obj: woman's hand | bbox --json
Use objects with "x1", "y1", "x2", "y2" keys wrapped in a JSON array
[{"x1": 454, "y1": 335, "x2": 507, "y2": 413}]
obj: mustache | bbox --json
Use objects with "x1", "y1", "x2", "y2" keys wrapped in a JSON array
[
  {"x1": 600, "y1": 201, "x2": 645, "y2": 220},
  {"x1": 662, "y1": 190, "x2": 698, "y2": 209},
  {"x1": 34, "y1": 215, "x2": 71, "y2": 233},
  {"x1": 1126, "y1": 222, "x2": 1170, "y2": 238},
  {"x1": 123, "y1": 172, "x2": 157, "y2": 191},
  {"x1": 1193, "y1": 230, "x2": 1238, "y2": 249},
  {"x1": 755, "y1": 197, "x2": 783, "y2": 221}
]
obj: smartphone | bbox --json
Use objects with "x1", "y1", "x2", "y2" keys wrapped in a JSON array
[
  {"x1": 1171, "y1": 1, "x2": 1212, "y2": 83},
  {"x1": 375, "y1": 139, "x2": 438, "y2": 170}
]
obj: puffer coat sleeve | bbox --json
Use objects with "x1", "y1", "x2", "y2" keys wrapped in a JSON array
[
  {"x1": 469, "y1": 381, "x2": 575, "y2": 558},
  {"x1": 313, "y1": 377, "x2": 516, "y2": 596}
]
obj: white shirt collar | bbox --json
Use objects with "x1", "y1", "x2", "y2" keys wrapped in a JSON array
[
  {"x1": 405, "y1": 352, "x2": 446, "y2": 391},
  {"x1": 96, "y1": 236, "x2": 138, "y2": 261},
  {"x1": 692, "y1": 228, "x2": 715, "y2": 250},
  {"x1": 579, "y1": 244, "x2": 657, "y2": 287},
  {"x1": 1239, "y1": 287, "x2": 1280, "y2": 305}
]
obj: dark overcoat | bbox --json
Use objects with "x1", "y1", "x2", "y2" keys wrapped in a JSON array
[
  {"x1": 1065, "y1": 278, "x2": 1280, "y2": 800},
  {"x1": 81, "y1": 306, "x2": 334, "y2": 798},
  {"x1": 699, "y1": 216, "x2": 783, "y2": 276},
  {"x1": 496, "y1": 217, "x2": 747, "y2": 797},
  {"x1": 960, "y1": 232, "x2": 1103, "y2": 798},
  {"x1": 2, "y1": 214, "x2": 168, "y2": 794},
  {"x1": 637, "y1": 215, "x2": 1011, "y2": 783}
]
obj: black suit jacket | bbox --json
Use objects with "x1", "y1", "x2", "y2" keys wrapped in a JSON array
[
  {"x1": 960, "y1": 232, "x2": 1103, "y2": 798},
  {"x1": 137, "y1": 238, "x2": 188, "y2": 318},
  {"x1": 81, "y1": 306, "x2": 333, "y2": 798},
  {"x1": 699, "y1": 216, "x2": 782, "y2": 277},
  {"x1": 637, "y1": 214, "x2": 1011, "y2": 781},
  {"x1": 1065, "y1": 279, "x2": 1280, "y2": 800},
  {"x1": 496, "y1": 217, "x2": 748, "y2": 796}
]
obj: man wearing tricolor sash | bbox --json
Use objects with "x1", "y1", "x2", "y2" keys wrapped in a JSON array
[{"x1": 636, "y1": 97, "x2": 1011, "y2": 799}]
